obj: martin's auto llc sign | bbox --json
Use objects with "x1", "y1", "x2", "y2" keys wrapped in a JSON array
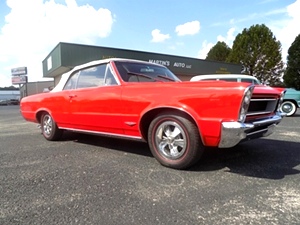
[
  {"x1": 11, "y1": 67, "x2": 27, "y2": 76},
  {"x1": 11, "y1": 67, "x2": 28, "y2": 85}
]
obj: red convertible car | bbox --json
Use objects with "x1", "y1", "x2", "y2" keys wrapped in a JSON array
[{"x1": 20, "y1": 58, "x2": 285, "y2": 169}]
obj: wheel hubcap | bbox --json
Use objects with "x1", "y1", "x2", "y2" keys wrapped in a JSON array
[
  {"x1": 282, "y1": 104, "x2": 292, "y2": 113},
  {"x1": 43, "y1": 115, "x2": 52, "y2": 136},
  {"x1": 155, "y1": 121, "x2": 187, "y2": 159}
]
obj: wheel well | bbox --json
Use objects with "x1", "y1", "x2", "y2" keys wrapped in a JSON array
[
  {"x1": 139, "y1": 108, "x2": 199, "y2": 141},
  {"x1": 36, "y1": 110, "x2": 47, "y2": 123},
  {"x1": 282, "y1": 99, "x2": 299, "y2": 108},
  {"x1": 283, "y1": 99, "x2": 297, "y2": 104}
]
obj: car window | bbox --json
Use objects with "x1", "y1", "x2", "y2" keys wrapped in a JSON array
[
  {"x1": 204, "y1": 79, "x2": 217, "y2": 81},
  {"x1": 77, "y1": 64, "x2": 107, "y2": 89},
  {"x1": 104, "y1": 65, "x2": 118, "y2": 85},
  {"x1": 63, "y1": 64, "x2": 118, "y2": 90},
  {"x1": 219, "y1": 78, "x2": 237, "y2": 82},
  {"x1": 114, "y1": 61, "x2": 180, "y2": 82},
  {"x1": 241, "y1": 78, "x2": 257, "y2": 84},
  {"x1": 64, "y1": 72, "x2": 79, "y2": 90}
]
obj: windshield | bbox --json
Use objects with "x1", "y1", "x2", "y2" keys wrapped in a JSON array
[{"x1": 114, "y1": 61, "x2": 181, "y2": 82}]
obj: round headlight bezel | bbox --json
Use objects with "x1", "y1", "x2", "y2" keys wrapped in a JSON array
[
  {"x1": 238, "y1": 85, "x2": 255, "y2": 122},
  {"x1": 277, "y1": 90, "x2": 286, "y2": 111}
]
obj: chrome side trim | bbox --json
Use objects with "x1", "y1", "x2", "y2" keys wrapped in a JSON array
[
  {"x1": 250, "y1": 98, "x2": 277, "y2": 101},
  {"x1": 251, "y1": 114, "x2": 283, "y2": 125},
  {"x1": 125, "y1": 122, "x2": 137, "y2": 126},
  {"x1": 59, "y1": 127, "x2": 143, "y2": 140},
  {"x1": 247, "y1": 111, "x2": 273, "y2": 116}
]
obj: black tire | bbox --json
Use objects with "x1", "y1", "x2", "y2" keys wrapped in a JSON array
[
  {"x1": 148, "y1": 113, "x2": 204, "y2": 169},
  {"x1": 280, "y1": 101, "x2": 297, "y2": 116},
  {"x1": 41, "y1": 113, "x2": 63, "y2": 141}
]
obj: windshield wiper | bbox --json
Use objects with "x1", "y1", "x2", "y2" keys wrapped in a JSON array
[{"x1": 157, "y1": 75, "x2": 175, "y2": 82}]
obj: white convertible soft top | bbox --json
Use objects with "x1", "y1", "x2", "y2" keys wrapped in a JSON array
[{"x1": 51, "y1": 58, "x2": 162, "y2": 92}]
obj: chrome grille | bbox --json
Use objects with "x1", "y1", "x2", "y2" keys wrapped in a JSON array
[{"x1": 247, "y1": 95, "x2": 279, "y2": 117}]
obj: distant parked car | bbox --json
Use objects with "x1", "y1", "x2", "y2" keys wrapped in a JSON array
[
  {"x1": 20, "y1": 58, "x2": 285, "y2": 169},
  {"x1": 190, "y1": 74, "x2": 261, "y2": 85},
  {"x1": 0, "y1": 100, "x2": 9, "y2": 105},
  {"x1": 280, "y1": 88, "x2": 300, "y2": 116},
  {"x1": 9, "y1": 99, "x2": 20, "y2": 105}
]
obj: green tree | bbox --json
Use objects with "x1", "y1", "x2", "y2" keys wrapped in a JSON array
[
  {"x1": 206, "y1": 41, "x2": 231, "y2": 62},
  {"x1": 0, "y1": 86, "x2": 19, "y2": 90},
  {"x1": 283, "y1": 34, "x2": 300, "y2": 90},
  {"x1": 227, "y1": 24, "x2": 284, "y2": 86}
]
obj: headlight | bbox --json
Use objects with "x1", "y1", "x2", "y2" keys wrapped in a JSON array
[{"x1": 238, "y1": 85, "x2": 255, "y2": 122}]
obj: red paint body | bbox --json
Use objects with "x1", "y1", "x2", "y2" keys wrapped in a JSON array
[{"x1": 20, "y1": 59, "x2": 283, "y2": 147}]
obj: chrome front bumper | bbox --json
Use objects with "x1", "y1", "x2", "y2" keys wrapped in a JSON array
[{"x1": 218, "y1": 113, "x2": 285, "y2": 148}]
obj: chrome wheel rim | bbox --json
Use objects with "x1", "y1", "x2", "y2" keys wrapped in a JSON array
[
  {"x1": 282, "y1": 103, "x2": 293, "y2": 114},
  {"x1": 43, "y1": 115, "x2": 52, "y2": 136},
  {"x1": 155, "y1": 121, "x2": 187, "y2": 160}
]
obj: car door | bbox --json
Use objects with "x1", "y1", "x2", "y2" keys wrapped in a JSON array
[{"x1": 66, "y1": 63, "x2": 124, "y2": 135}]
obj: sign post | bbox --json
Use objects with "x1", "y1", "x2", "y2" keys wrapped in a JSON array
[{"x1": 11, "y1": 67, "x2": 28, "y2": 97}]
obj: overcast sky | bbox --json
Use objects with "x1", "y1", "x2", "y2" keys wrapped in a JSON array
[{"x1": 0, "y1": 0, "x2": 299, "y2": 87}]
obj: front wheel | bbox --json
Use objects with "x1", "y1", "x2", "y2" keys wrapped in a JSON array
[
  {"x1": 148, "y1": 113, "x2": 204, "y2": 169},
  {"x1": 41, "y1": 113, "x2": 63, "y2": 141},
  {"x1": 280, "y1": 101, "x2": 297, "y2": 116}
]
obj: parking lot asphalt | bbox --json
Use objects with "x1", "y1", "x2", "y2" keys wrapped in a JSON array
[{"x1": 0, "y1": 105, "x2": 300, "y2": 225}]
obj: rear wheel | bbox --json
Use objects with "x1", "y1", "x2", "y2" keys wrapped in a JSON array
[
  {"x1": 148, "y1": 113, "x2": 203, "y2": 169},
  {"x1": 280, "y1": 101, "x2": 297, "y2": 116},
  {"x1": 41, "y1": 113, "x2": 63, "y2": 141}
]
